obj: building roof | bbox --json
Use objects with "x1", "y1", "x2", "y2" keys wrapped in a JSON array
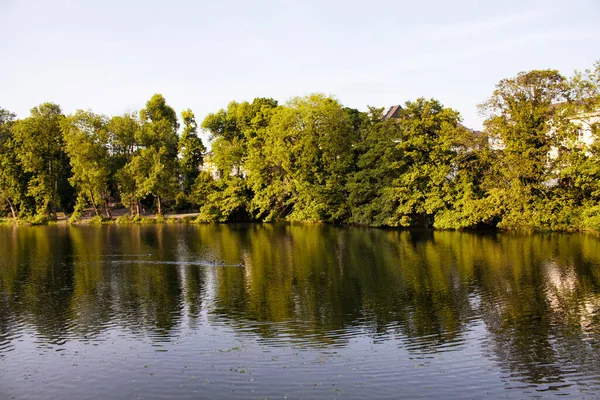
[{"x1": 384, "y1": 105, "x2": 402, "y2": 120}]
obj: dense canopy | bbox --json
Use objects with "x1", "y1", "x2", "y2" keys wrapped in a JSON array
[{"x1": 1, "y1": 62, "x2": 599, "y2": 230}]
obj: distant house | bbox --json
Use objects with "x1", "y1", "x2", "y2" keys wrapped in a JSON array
[
  {"x1": 200, "y1": 152, "x2": 221, "y2": 180},
  {"x1": 550, "y1": 103, "x2": 600, "y2": 156},
  {"x1": 384, "y1": 104, "x2": 488, "y2": 150},
  {"x1": 383, "y1": 105, "x2": 402, "y2": 120},
  {"x1": 200, "y1": 151, "x2": 247, "y2": 180}
]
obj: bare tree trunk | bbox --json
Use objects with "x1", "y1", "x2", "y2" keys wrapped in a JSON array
[
  {"x1": 157, "y1": 196, "x2": 162, "y2": 216},
  {"x1": 136, "y1": 201, "x2": 141, "y2": 216},
  {"x1": 47, "y1": 202, "x2": 56, "y2": 221},
  {"x1": 6, "y1": 198, "x2": 17, "y2": 219},
  {"x1": 104, "y1": 201, "x2": 112, "y2": 218},
  {"x1": 90, "y1": 191, "x2": 99, "y2": 217}
]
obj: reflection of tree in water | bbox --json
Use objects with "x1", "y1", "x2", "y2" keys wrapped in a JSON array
[
  {"x1": 0, "y1": 227, "x2": 75, "y2": 344},
  {"x1": 209, "y1": 226, "x2": 478, "y2": 350},
  {"x1": 1, "y1": 224, "x2": 600, "y2": 390},
  {"x1": 474, "y1": 234, "x2": 600, "y2": 389},
  {"x1": 0, "y1": 226, "x2": 208, "y2": 344}
]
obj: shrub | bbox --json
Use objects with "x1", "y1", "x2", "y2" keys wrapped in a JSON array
[{"x1": 28, "y1": 214, "x2": 48, "y2": 226}]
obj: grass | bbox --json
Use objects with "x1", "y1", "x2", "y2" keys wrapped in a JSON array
[{"x1": 115, "y1": 214, "x2": 156, "y2": 224}]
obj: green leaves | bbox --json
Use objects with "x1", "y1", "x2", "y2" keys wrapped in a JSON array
[
  {"x1": 11, "y1": 103, "x2": 70, "y2": 219},
  {"x1": 179, "y1": 109, "x2": 206, "y2": 194},
  {"x1": 62, "y1": 110, "x2": 112, "y2": 217},
  {"x1": 2, "y1": 60, "x2": 600, "y2": 231}
]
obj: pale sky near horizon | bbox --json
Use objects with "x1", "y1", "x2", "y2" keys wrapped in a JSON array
[{"x1": 1, "y1": 0, "x2": 598, "y2": 133}]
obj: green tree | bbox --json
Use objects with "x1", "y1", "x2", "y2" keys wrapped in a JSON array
[
  {"x1": 119, "y1": 94, "x2": 180, "y2": 216},
  {"x1": 477, "y1": 70, "x2": 569, "y2": 229},
  {"x1": 552, "y1": 62, "x2": 600, "y2": 230},
  {"x1": 348, "y1": 100, "x2": 468, "y2": 227},
  {"x1": 178, "y1": 109, "x2": 206, "y2": 194},
  {"x1": 246, "y1": 94, "x2": 356, "y2": 222},
  {"x1": 62, "y1": 110, "x2": 112, "y2": 218},
  {"x1": 195, "y1": 98, "x2": 278, "y2": 221},
  {"x1": 0, "y1": 108, "x2": 28, "y2": 218},
  {"x1": 384, "y1": 99, "x2": 467, "y2": 227},
  {"x1": 108, "y1": 113, "x2": 142, "y2": 214},
  {"x1": 12, "y1": 103, "x2": 72, "y2": 219},
  {"x1": 346, "y1": 107, "x2": 402, "y2": 225}
]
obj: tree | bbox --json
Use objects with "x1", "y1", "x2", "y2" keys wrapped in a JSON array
[
  {"x1": 108, "y1": 113, "x2": 142, "y2": 214},
  {"x1": 178, "y1": 109, "x2": 206, "y2": 194},
  {"x1": 246, "y1": 94, "x2": 356, "y2": 222},
  {"x1": 12, "y1": 103, "x2": 72, "y2": 219},
  {"x1": 196, "y1": 98, "x2": 278, "y2": 221},
  {"x1": 552, "y1": 62, "x2": 600, "y2": 230},
  {"x1": 477, "y1": 70, "x2": 569, "y2": 229},
  {"x1": 357, "y1": 99, "x2": 466, "y2": 227},
  {"x1": 113, "y1": 94, "x2": 181, "y2": 216},
  {"x1": 346, "y1": 107, "x2": 402, "y2": 225},
  {"x1": 137, "y1": 94, "x2": 180, "y2": 215},
  {"x1": 62, "y1": 110, "x2": 112, "y2": 217},
  {"x1": 0, "y1": 108, "x2": 27, "y2": 218}
]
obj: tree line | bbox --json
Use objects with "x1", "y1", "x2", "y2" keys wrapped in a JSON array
[{"x1": 0, "y1": 61, "x2": 599, "y2": 230}]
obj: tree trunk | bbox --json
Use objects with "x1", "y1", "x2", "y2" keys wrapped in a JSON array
[
  {"x1": 157, "y1": 196, "x2": 162, "y2": 216},
  {"x1": 47, "y1": 202, "x2": 56, "y2": 221},
  {"x1": 90, "y1": 191, "x2": 99, "y2": 217},
  {"x1": 6, "y1": 198, "x2": 17, "y2": 219},
  {"x1": 104, "y1": 201, "x2": 112, "y2": 218},
  {"x1": 136, "y1": 201, "x2": 141, "y2": 216}
]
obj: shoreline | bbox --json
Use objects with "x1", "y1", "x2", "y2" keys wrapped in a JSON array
[{"x1": 1, "y1": 214, "x2": 599, "y2": 234}]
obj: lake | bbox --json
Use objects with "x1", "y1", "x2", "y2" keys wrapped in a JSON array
[{"x1": 0, "y1": 224, "x2": 599, "y2": 399}]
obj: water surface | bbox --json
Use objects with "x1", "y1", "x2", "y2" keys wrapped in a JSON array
[{"x1": 0, "y1": 224, "x2": 599, "y2": 399}]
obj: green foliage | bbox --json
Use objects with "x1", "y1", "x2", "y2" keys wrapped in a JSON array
[
  {"x1": 62, "y1": 110, "x2": 113, "y2": 218},
  {"x1": 88, "y1": 215, "x2": 109, "y2": 225},
  {"x1": 0, "y1": 107, "x2": 28, "y2": 219},
  {"x1": 582, "y1": 205, "x2": 600, "y2": 231},
  {"x1": 11, "y1": 103, "x2": 72, "y2": 219},
  {"x1": 245, "y1": 94, "x2": 357, "y2": 222},
  {"x1": 3, "y1": 61, "x2": 600, "y2": 231},
  {"x1": 179, "y1": 109, "x2": 206, "y2": 193},
  {"x1": 115, "y1": 214, "x2": 133, "y2": 224},
  {"x1": 115, "y1": 214, "x2": 155, "y2": 224},
  {"x1": 28, "y1": 214, "x2": 49, "y2": 226}
]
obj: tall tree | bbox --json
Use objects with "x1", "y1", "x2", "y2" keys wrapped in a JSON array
[
  {"x1": 108, "y1": 113, "x2": 142, "y2": 214},
  {"x1": 477, "y1": 70, "x2": 569, "y2": 229},
  {"x1": 247, "y1": 94, "x2": 355, "y2": 222},
  {"x1": 195, "y1": 98, "x2": 278, "y2": 221},
  {"x1": 346, "y1": 107, "x2": 402, "y2": 226},
  {"x1": 552, "y1": 62, "x2": 600, "y2": 230},
  {"x1": 134, "y1": 94, "x2": 180, "y2": 215},
  {"x1": 62, "y1": 110, "x2": 112, "y2": 217},
  {"x1": 12, "y1": 103, "x2": 72, "y2": 219},
  {"x1": 0, "y1": 108, "x2": 27, "y2": 218},
  {"x1": 178, "y1": 109, "x2": 205, "y2": 194}
]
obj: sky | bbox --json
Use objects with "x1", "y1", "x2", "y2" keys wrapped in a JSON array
[{"x1": 1, "y1": 0, "x2": 598, "y2": 132}]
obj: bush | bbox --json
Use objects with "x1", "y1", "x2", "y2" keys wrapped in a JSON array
[
  {"x1": 68, "y1": 211, "x2": 82, "y2": 224},
  {"x1": 582, "y1": 205, "x2": 600, "y2": 231},
  {"x1": 28, "y1": 214, "x2": 48, "y2": 226},
  {"x1": 88, "y1": 215, "x2": 113, "y2": 225},
  {"x1": 115, "y1": 214, "x2": 133, "y2": 224},
  {"x1": 174, "y1": 192, "x2": 191, "y2": 212}
]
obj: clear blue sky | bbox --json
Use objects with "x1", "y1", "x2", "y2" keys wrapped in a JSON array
[{"x1": 1, "y1": 0, "x2": 598, "y2": 131}]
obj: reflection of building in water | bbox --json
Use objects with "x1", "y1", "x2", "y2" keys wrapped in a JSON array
[{"x1": 543, "y1": 260, "x2": 600, "y2": 332}]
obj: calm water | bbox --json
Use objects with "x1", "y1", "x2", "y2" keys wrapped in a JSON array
[{"x1": 0, "y1": 225, "x2": 599, "y2": 399}]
